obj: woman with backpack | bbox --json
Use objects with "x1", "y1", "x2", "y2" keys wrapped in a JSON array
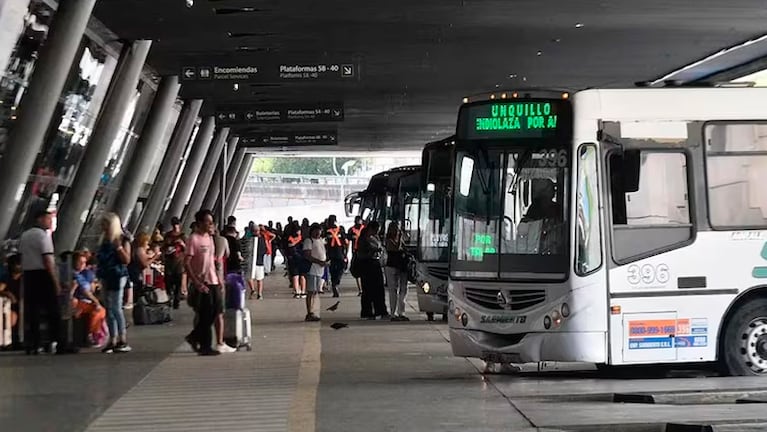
[
  {"x1": 357, "y1": 221, "x2": 389, "y2": 320},
  {"x1": 384, "y1": 222, "x2": 410, "y2": 321},
  {"x1": 96, "y1": 213, "x2": 132, "y2": 354}
]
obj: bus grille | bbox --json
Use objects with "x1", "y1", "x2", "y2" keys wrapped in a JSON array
[
  {"x1": 427, "y1": 266, "x2": 448, "y2": 280},
  {"x1": 465, "y1": 288, "x2": 546, "y2": 311}
]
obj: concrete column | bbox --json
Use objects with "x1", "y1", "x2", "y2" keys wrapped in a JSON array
[
  {"x1": 53, "y1": 40, "x2": 152, "y2": 252},
  {"x1": 225, "y1": 154, "x2": 253, "y2": 218},
  {"x1": 111, "y1": 75, "x2": 180, "y2": 224},
  {"x1": 203, "y1": 136, "x2": 239, "y2": 211},
  {"x1": 181, "y1": 127, "x2": 229, "y2": 229},
  {"x1": 222, "y1": 147, "x2": 247, "y2": 211},
  {"x1": 135, "y1": 99, "x2": 202, "y2": 234},
  {"x1": 164, "y1": 116, "x2": 215, "y2": 226},
  {"x1": 0, "y1": 0, "x2": 97, "y2": 241}
]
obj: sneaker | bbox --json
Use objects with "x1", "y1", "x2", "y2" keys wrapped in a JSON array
[
  {"x1": 101, "y1": 344, "x2": 115, "y2": 354},
  {"x1": 380, "y1": 314, "x2": 391, "y2": 320},
  {"x1": 114, "y1": 343, "x2": 132, "y2": 353},
  {"x1": 391, "y1": 316, "x2": 402, "y2": 322},
  {"x1": 307, "y1": 314, "x2": 321, "y2": 322},
  {"x1": 185, "y1": 335, "x2": 200, "y2": 353},
  {"x1": 300, "y1": 293, "x2": 307, "y2": 299},
  {"x1": 257, "y1": 294, "x2": 263, "y2": 300},
  {"x1": 198, "y1": 349, "x2": 221, "y2": 356},
  {"x1": 217, "y1": 343, "x2": 236, "y2": 353},
  {"x1": 305, "y1": 313, "x2": 313, "y2": 322},
  {"x1": 399, "y1": 315, "x2": 410, "y2": 321}
]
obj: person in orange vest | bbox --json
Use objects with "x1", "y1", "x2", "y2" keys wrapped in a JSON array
[
  {"x1": 324, "y1": 215, "x2": 347, "y2": 297},
  {"x1": 347, "y1": 216, "x2": 365, "y2": 296},
  {"x1": 259, "y1": 224, "x2": 276, "y2": 276}
]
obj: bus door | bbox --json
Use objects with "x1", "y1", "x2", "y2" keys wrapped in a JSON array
[{"x1": 601, "y1": 126, "x2": 698, "y2": 364}]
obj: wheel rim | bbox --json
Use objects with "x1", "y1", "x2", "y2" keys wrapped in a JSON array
[{"x1": 740, "y1": 317, "x2": 767, "y2": 374}]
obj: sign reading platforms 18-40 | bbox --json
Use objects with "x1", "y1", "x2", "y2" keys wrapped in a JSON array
[{"x1": 458, "y1": 99, "x2": 571, "y2": 141}]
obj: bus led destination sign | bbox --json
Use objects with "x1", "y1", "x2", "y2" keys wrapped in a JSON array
[
  {"x1": 460, "y1": 100, "x2": 569, "y2": 140},
  {"x1": 475, "y1": 103, "x2": 556, "y2": 132}
]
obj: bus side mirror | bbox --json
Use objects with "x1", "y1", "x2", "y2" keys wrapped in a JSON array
[{"x1": 622, "y1": 150, "x2": 641, "y2": 193}]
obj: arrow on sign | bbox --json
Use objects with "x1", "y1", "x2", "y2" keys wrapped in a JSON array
[
  {"x1": 332, "y1": 109, "x2": 342, "y2": 117},
  {"x1": 342, "y1": 64, "x2": 354, "y2": 77},
  {"x1": 183, "y1": 67, "x2": 196, "y2": 79}
]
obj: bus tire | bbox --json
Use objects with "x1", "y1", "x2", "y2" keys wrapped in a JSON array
[{"x1": 721, "y1": 298, "x2": 767, "y2": 376}]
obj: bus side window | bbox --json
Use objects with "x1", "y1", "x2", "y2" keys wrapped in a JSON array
[{"x1": 609, "y1": 150, "x2": 692, "y2": 263}]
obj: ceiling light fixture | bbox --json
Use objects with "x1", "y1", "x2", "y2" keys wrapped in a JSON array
[
  {"x1": 185, "y1": 0, "x2": 193, "y2": 8},
  {"x1": 575, "y1": 23, "x2": 584, "y2": 28}
]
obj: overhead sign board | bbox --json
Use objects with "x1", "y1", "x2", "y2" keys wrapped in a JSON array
[
  {"x1": 180, "y1": 60, "x2": 358, "y2": 83},
  {"x1": 239, "y1": 131, "x2": 338, "y2": 147},
  {"x1": 457, "y1": 99, "x2": 573, "y2": 141},
  {"x1": 215, "y1": 102, "x2": 344, "y2": 125}
]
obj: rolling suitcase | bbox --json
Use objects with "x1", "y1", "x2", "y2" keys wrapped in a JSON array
[
  {"x1": 1, "y1": 297, "x2": 11, "y2": 348},
  {"x1": 223, "y1": 308, "x2": 252, "y2": 351}
]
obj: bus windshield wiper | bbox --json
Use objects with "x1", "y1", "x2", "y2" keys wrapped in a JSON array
[{"x1": 509, "y1": 149, "x2": 533, "y2": 197}]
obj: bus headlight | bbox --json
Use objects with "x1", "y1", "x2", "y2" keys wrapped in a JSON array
[
  {"x1": 422, "y1": 282, "x2": 431, "y2": 294},
  {"x1": 561, "y1": 303, "x2": 570, "y2": 318},
  {"x1": 454, "y1": 307, "x2": 462, "y2": 321}
]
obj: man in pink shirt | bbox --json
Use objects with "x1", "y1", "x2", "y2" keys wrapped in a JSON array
[{"x1": 184, "y1": 209, "x2": 222, "y2": 356}]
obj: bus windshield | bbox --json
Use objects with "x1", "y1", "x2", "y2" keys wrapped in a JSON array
[
  {"x1": 451, "y1": 147, "x2": 570, "y2": 280},
  {"x1": 418, "y1": 185, "x2": 450, "y2": 262}
]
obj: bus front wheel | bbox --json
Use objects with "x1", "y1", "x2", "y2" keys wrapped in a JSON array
[
  {"x1": 721, "y1": 298, "x2": 767, "y2": 376},
  {"x1": 426, "y1": 312, "x2": 434, "y2": 321}
]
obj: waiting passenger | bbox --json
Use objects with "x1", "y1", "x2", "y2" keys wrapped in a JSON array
[
  {"x1": 302, "y1": 223, "x2": 327, "y2": 321},
  {"x1": 185, "y1": 209, "x2": 223, "y2": 356},
  {"x1": 19, "y1": 209, "x2": 67, "y2": 355},
  {"x1": 357, "y1": 221, "x2": 389, "y2": 320},
  {"x1": 385, "y1": 222, "x2": 409, "y2": 321},
  {"x1": 71, "y1": 252, "x2": 106, "y2": 347},
  {"x1": 0, "y1": 253, "x2": 22, "y2": 348},
  {"x1": 96, "y1": 212, "x2": 132, "y2": 354},
  {"x1": 163, "y1": 217, "x2": 186, "y2": 309}
]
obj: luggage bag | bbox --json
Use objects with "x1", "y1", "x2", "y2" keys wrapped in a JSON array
[
  {"x1": 1, "y1": 297, "x2": 11, "y2": 348},
  {"x1": 223, "y1": 308, "x2": 252, "y2": 351}
]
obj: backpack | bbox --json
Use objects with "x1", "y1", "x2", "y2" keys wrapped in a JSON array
[
  {"x1": 96, "y1": 242, "x2": 128, "y2": 289},
  {"x1": 295, "y1": 243, "x2": 312, "y2": 275}
]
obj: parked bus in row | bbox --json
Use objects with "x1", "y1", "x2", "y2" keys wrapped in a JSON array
[{"x1": 447, "y1": 87, "x2": 767, "y2": 376}]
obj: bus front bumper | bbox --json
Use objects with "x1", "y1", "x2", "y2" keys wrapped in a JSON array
[
  {"x1": 416, "y1": 292, "x2": 447, "y2": 315},
  {"x1": 449, "y1": 328, "x2": 606, "y2": 364}
]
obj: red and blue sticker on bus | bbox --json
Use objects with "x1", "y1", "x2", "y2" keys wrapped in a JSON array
[{"x1": 628, "y1": 318, "x2": 708, "y2": 350}]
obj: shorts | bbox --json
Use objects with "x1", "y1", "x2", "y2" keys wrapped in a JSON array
[
  {"x1": 306, "y1": 274, "x2": 323, "y2": 293},
  {"x1": 251, "y1": 265, "x2": 265, "y2": 281}
]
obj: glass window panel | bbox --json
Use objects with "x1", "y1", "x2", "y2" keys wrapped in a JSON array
[{"x1": 705, "y1": 123, "x2": 767, "y2": 228}]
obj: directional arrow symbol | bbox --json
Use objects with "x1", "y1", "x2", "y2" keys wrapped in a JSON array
[
  {"x1": 182, "y1": 67, "x2": 196, "y2": 79},
  {"x1": 332, "y1": 109, "x2": 342, "y2": 117},
  {"x1": 341, "y1": 64, "x2": 354, "y2": 77}
]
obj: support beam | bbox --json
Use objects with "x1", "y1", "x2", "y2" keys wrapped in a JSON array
[
  {"x1": 135, "y1": 99, "x2": 202, "y2": 234},
  {"x1": 164, "y1": 116, "x2": 215, "y2": 227},
  {"x1": 0, "y1": 0, "x2": 97, "y2": 240},
  {"x1": 225, "y1": 154, "x2": 254, "y2": 218},
  {"x1": 220, "y1": 147, "x2": 247, "y2": 212},
  {"x1": 112, "y1": 75, "x2": 181, "y2": 225},
  {"x1": 54, "y1": 40, "x2": 152, "y2": 252},
  {"x1": 203, "y1": 136, "x2": 239, "y2": 211},
  {"x1": 181, "y1": 127, "x2": 229, "y2": 230}
]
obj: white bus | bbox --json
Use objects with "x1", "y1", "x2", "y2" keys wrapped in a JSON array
[{"x1": 448, "y1": 87, "x2": 767, "y2": 375}]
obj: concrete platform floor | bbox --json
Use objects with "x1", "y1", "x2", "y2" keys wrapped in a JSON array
[{"x1": 2, "y1": 269, "x2": 767, "y2": 432}]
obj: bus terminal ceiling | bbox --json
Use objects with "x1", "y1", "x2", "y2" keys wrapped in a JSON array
[{"x1": 94, "y1": 0, "x2": 767, "y2": 151}]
